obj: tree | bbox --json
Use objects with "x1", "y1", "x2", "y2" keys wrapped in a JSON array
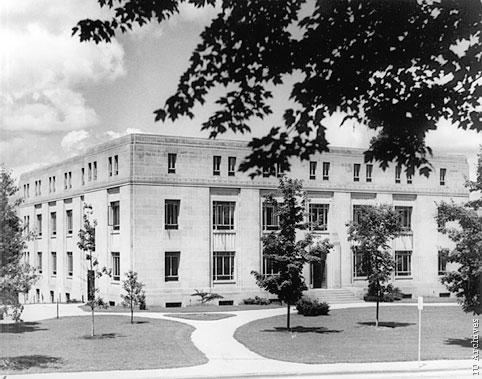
[
  {"x1": 347, "y1": 204, "x2": 402, "y2": 327},
  {"x1": 77, "y1": 204, "x2": 108, "y2": 336},
  {"x1": 74, "y1": 1, "x2": 481, "y2": 177},
  {"x1": 251, "y1": 177, "x2": 332, "y2": 330},
  {"x1": 0, "y1": 166, "x2": 38, "y2": 322},
  {"x1": 121, "y1": 271, "x2": 146, "y2": 324}
]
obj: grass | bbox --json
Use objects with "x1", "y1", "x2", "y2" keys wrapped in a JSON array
[
  {"x1": 234, "y1": 305, "x2": 474, "y2": 364},
  {"x1": 165, "y1": 313, "x2": 236, "y2": 321},
  {"x1": 0, "y1": 315, "x2": 207, "y2": 374}
]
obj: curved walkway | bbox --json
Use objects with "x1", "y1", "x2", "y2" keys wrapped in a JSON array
[{"x1": 9, "y1": 302, "x2": 473, "y2": 378}]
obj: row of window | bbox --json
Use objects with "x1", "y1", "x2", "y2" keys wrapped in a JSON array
[
  {"x1": 24, "y1": 156, "x2": 120, "y2": 199},
  {"x1": 27, "y1": 210, "x2": 74, "y2": 238},
  {"x1": 35, "y1": 251, "x2": 73, "y2": 277},
  {"x1": 168, "y1": 153, "x2": 237, "y2": 177}
]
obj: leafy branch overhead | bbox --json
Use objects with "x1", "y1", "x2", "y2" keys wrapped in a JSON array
[{"x1": 74, "y1": 0, "x2": 482, "y2": 176}]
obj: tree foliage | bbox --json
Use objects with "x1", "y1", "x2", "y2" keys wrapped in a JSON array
[
  {"x1": 252, "y1": 177, "x2": 332, "y2": 330},
  {"x1": 121, "y1": 271, "x2": 146, "y2": 324},
  {"x1": 77, "y1": 204, "x2": 109, "y2": 336},
  {"x1": 0, "y1": 166, "x2": 38, "y2": 322},
  {"x1": 74, "y1": 0, "x2": 481, "y2": 176},
  {"x1": 347, "y1": 204, "x2": 402, "y2": 327}
]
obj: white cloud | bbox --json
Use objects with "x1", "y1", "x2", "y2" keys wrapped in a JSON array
[
  {"x1": 61, "y1": 130, "x2": 90, "y2": 154},
  {"x1": 105, "y1": 128, "x2": 144, "y2": 140}
]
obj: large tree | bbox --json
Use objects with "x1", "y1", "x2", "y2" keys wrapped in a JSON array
[
  {"x1": 0, "y1": 166, "x2": 37, "y2": 322},
  {"x1": 74, "y1": 0, "x2": 481, "y2": 176},
  {"x1": 347, "y1": 204, "x2": 402, "y2": 327},
  {"x1": 252, "y1": 177, "x2": 332, "y2": 330}
]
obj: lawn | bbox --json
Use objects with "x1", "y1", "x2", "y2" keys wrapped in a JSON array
[
  {"x1": 0, "y1": 315, "x2": 207, "y2": 375},
  {"x1": 234, "y1": 305, "x2": 474, "y2": 364}
]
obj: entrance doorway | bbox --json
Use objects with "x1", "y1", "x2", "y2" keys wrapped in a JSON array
[{"x1": 311, "y1": 260, "x2": 327, "y2": 289}]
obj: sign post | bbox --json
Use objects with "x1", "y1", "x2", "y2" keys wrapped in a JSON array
[{"x1": 418, "y1": 296, "x2": 423, "y2": 367}]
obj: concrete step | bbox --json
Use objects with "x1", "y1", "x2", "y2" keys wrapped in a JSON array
[{"x1": 306, "y1": 289, "x2": 361, "y2": 304}]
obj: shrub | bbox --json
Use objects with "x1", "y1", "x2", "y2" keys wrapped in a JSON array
[
  {"x1": 243, "y1": 296, "x2": 270, "y2": 305},
  {"x1": 296, "y1": 297, "x2": 330, "y2": 316},
  {"x1": 364, "y1": 285, "x2": 404, "y2": 302},
  {"x1": 191, "y1": 289, "x2": 223, "y2": 305}
]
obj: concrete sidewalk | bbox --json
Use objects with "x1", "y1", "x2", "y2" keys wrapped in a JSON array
[{"x1": 4, "y1": 302, "x2": 473, "y2": 378}]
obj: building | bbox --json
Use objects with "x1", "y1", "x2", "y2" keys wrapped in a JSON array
[{"x1": 18, "y1": 134, "x2": 468, "y2": 306}]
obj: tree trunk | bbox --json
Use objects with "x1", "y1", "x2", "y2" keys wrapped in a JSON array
[
  {"x1": 131, "y1": 300, "x2": 134, "y2": 324},
  {"x1": 375, "y1": 280, "x2": 380, "y2": 328},
  {"x1": 286, "y1": 301, "x2": 291, "y2": 331},
  {"x1": 91, "y1": 306, "x2": 95, "y2": 336}
]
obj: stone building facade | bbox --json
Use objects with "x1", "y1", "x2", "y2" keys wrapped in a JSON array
[{"x1": 18, "y1": 134, "x2": 468, "y2": 305}]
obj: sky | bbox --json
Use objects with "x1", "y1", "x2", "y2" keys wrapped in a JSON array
[{"x1": 0, "y1": 0, "x2": 481, "y2": 182}]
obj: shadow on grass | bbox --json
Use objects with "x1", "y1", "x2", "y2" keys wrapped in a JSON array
[
  {"x1": 263, "y1": 326, "x2": 342, "y2": 334},
  {"x1": 81, "y1": 333, "x2": 125, "y2": 340},
  {"x1": 445, "y1": 338, "x2": 474, "y2": 348},
  {"x1": 357, "y1": 321, "x2": 415, "y2": 328},
  {"x1": 0, "y1": 322, "x2": 47, "y2": 334},
  {"x1": 0, "y1": 355, "x2": 62, "y2": 371}
]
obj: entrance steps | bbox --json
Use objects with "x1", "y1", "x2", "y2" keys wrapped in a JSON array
[{"x1": 306, "y1": 288, "x2": 362, "y2": 304}]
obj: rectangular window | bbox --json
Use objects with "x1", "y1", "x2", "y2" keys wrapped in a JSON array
[
  {"x1": 353, "y1": 204, "x2": 365, "y2": 225},
  {"x1": 263, "y1": 253, "x2": 277, "y2": 277},
  {"x1": 114, "y1": 155, "x2": 119, "y2": 175},
  {"x1": 165, "y1": 252, "x2": 180, "y2": 281},
  {"x1": 395, "y1": 250, "x2": 412, "y2": 276},
  {"x1": 108, "y1": 201, "x2": 120, "y2": 231},
  {"x1": 112, "y1": 252, "x2": 120, "y2": 281},
  {"x1": 66, "y1": 210, "x2": 73, "y2": 235},
  {"x1": 309, "y1": 161, "x2": 317, "y2": 180},
  {"x1": 353, "y1": 164, "x2": 360, "y2": 182},
  {"x1": 276, "y1": 163, "x2": 283, "y2": 178},
  {"x1": 395, "y1": 165, "x2": 401, "y2": 184},
  {"x1": 68, "y1": 171, "x2": 72, "y2": 188},
  {"x1": 213, "y1": 251, "x2": 235, "y2": 281},
  {"x1": 93, "y1": 161, "x2": 97, "y2": 180},
  {"x1": 51, "y1": 252, "x2": 57, "y2": 276},
  {"x1": 262, "y1": 203, "x2": 279, "y2": 231},
  {"x1": 67, "y1": 252, "x2": 73, "y2": 277},
  {"x1": 52, "y1": 176, "x2": 56, "y2": 192},
  {"x1": 213, "y1": 156, "x2": 221, "y2": 176},
  {"x1": 37, "y1": 252, "x2": 42, "y2": 273},
  {"x1": 228, "y1": 156, "x2": 236, "y2": 177},
  {"x1": 323, "y1": 162, "x2": 330, "y2": 180},
  {"x1": 165, "y1": 200, "x2": 180, "y2": 230},
  {"x1": 366, "y1": 164, "x2": 373, "y2": 182},
  {"x1": 262, "y1": 166, "x2": 271, "y2": 178},
  {"x1": 88, "y1": 163, "x2": 92, "y2": 181},
  {"x1": 213, "y1": 201, "x2": 235, "y2": 230},
  {"x1": 39, "y1": 180, "x2": 42, "y2": 195},
  {"x1": 438, "y1": 249, "x2": 448, "y2": 276},
  {"x1": 64, "y1": 172, "x2": 68, "y2": 189},
  {"x1": 27, "y1": 183, "x2": 29, "y2": 197},
  {"x1": 50, "y1": 212, "x2": 57, "y2": 237},
  {"x1": 108, "y1": 157, "x2": 113, "y2": 176},
  {"x1": 440, "y1": 168, "x2": 446, "y2": 186},
  {"x1": 49, "y1": 177, "x2": 52, "y2": 193},
  {"x1": 407, "y1": 172, "x2": 413, "y2": 184},
  {"x1": 309, "y1": 203, "x2": 329, "y2": 231},
  {"x1": 168, "y1": 153, "x2": 176, "y2": 174},
  {"x1": 36, "y1": 214, "x2": 43, "y2": 237},
  {"x1": 81, "y1": 168, "x2": 85, "y2": 185},
  {"x1": 353, "y1": 251, "x2": 367, "y2": 277},
  {"x1": 396, "y1": 206, "x2": 412, "y2": 232}
]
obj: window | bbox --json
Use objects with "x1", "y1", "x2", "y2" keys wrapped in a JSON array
[
  {"x1": 366, "y1": 164, "x2": 373, "y2": 182},
  {"x1": 37, "y1": 252, "x2": 42, "y2": 273},
  {"x1": 49, "y1": 177, "x2": 52, "y2": 193},
  {"x1": 50, "y1": 212, "x2": 56, "y2": 237},
  {"x1": 309, "y1": 161, "x2": 317, "y2": 180},
  {"x1": 353, "y1": 204, "x2": 365, "y2": 225},
  {"x1": 88, "y1": 163, "x2": 92, "y2": 181},
  {"x1": 353, "y1": 251, "x2": 366, "y2": 277},
  {"x1": 27, "y1": 183, "x2": 30, "y2": 197},
  {"x1": 68, "y1": 172, "x2": 72, "y2": 188},
  {"x1": 213, "y1": 201, "x2": 235, "y2": 230},
  {"x1": 165, "y1": 200, "x2": 180, "y2": 230},
  {"x1": 108, "y1": 201, "x2": 120, "y2": 231},
  {"x1": 262, "y1": 166, "x2": 271, "y2": 178},
  {"x1": 262, "y1": 203, "x2": 279, "y2": 231},
  {"x1": 168, "y1": 153, "x2": 176, "y2": 174},
  {"x1": 114, "y1": 155, "x2": 119, "y2": 175},
  {"x1": 353, "y1": 164, "x2": 360, "y2": 182},
  {"x1": 213, "y1": 251, "x2": 235, "y2": 281},
  {"x1": 440, "y1": 168, "x2": 446, "y2": 186},
  {"x1": 67, "y1": 252, "x2": 73, "y2": 277},
  {"x1": 165, "y1": 252, "x2": 180, "y2": 281},
  {"x1": 24, "y1": 215, "x2": 30, "y2": 235},
  {"x1": 36, "y1": 214, "x2": 43, "y2": 237},
  {"x1": 276, "y1": 163, "x2": 283, "y2": 178},
  {"x1": 52, "y1": 176, "x2": 55, "y2": 192},
  {"x1": 112, "y1": 252, "x2": 120, "y2": 281},
  {"x1": 395, "y1": 166, "x2": 401, "y2": 184},
  {"x1": 395, "y1": 250, "x2": 412, "y2": 276},
  {"x1": 263, "y1": 253, "x2": 277, "y2": 277},
  {"x1": 228, "y1": 157, "x2": 236, "y2": 176},
  {"x1": 93, "y1": 161, "x2": 97, "y2": 180},
  {"x1": 407, "y1": 171, "x2": 413, "y2": 184},
  {"x1": 309, "y1": 204, "x2": 329, "y2": 231},
  {"x1": 438, "y1": 249, "x2": 448, "y2": 276},
  {"x1": 66, "y1": 210, "x2": 73, "y2": 235},
  {"x1": 213, "y1": 156, "x2": 221, "y2": 176},
  {"x1": 81, "y1": 168, "x2": 85, "y2": 185},
  {"x1": 396, "y1": 206, "x2": 412, "y2": 232},
  {"x1": 323, "y1": 162, "x2": 330, "y2": 180},
  {"x1": 51, "y1": 252, "x2": 57, "y2": 276},
  {"x1": 108, "y1": 157, "x2": 113, "y2": 176},
  {"x1": 64, "y1": 172, "x2": 68, "y2": 189}
]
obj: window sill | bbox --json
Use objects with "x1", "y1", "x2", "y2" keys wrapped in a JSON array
[
  {"x1": 165, "y1": 278, "x2": 179, "y2": 282},
  {"x1": 395, "y1": 276, "x2": 413, "y2": 280},
  {"x1": 66, "y1": 234, "x2": 73, "y2": 238},
  {"x1": 353, "y1": 277, "x2": 367, "y2": 281},
  {"x1": 111, "y1": 280, "x2": 120, "y2": 285},
  {"x1": 213, "y1": 280, "x2": 236, "y2": 285},
  {"x1": 165, "y1": 226, "x2": 179, "y2": 231},
  {"x1": 110, "y1": 230, "x2": 120, "y2": 235},
  {"x1": 67, "y1": 275, "x2": 73, "y2": 279},
  {"x1": 213, "y1": 229, "x2": 236, "y2": 233}
]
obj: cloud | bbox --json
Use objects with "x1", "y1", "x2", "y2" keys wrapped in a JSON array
[
  {"x1": 61, "y1": 130, "x2": 90, "y2": 154},
  {"x1": 105, "y1": 128, "x2": 144, "y2": 140}
]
